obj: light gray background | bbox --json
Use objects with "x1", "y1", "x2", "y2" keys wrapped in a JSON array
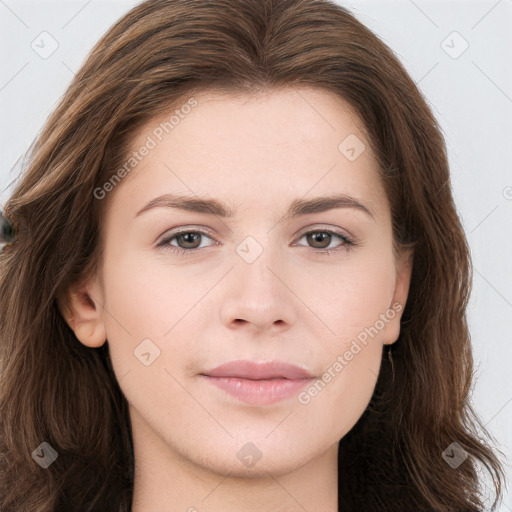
[{"x1": 0, "y1": 0, "x2": 510, "y2": 509}]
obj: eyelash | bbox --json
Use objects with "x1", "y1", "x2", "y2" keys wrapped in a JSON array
[{"x1": 157, "y1": 228, "x2": 356, "y2": 256}]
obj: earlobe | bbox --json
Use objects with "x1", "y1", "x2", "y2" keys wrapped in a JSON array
[
  {"x1": 57, "y1": 278, "x2": 107, "y2": 348},
  {"x1": 383, "y1": 248, "x2": 414, "y2": 345},
  {"x1": 74, "y1": 320, "x2": 107, "y2": 348}
]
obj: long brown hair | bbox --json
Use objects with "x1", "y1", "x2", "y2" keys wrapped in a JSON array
[{"x1": 0, "y1": 0, "x2": 505, "y2": 510}]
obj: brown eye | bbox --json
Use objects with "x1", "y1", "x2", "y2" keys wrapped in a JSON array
[
  {"x1": 175, "y1": 232, "x2": 202, "y2": 249},
  {"x1": 158, "y1": 229, "x2": 216, "y2": 254},
  {"x1": 297, "y1": 229, "x2": 354, "y2": 252},
  {"x1": 306, "y1": 231, "x2": 333, "y2": 249}
]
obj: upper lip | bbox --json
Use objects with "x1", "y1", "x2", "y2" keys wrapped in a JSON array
[{"x1": 202, "y1": 360, "x2": 314, "y2": 380}]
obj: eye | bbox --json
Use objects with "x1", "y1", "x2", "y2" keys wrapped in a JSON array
[
  {"x1": 157, "y1": 227, "x2": 356, "y2": 255},
  {"x1": 157, "y1": 229, "x2": 216, "y2": 254},
  {"x1": 295, "y1": 229, "x2": 355, "y2": 253}
]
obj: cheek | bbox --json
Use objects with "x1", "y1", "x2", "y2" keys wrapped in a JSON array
[
  {"x1": 100, "y1": 251, "x2": 227, "y2": 385},
  {"x1": 297, "y1": 312, "x2": 386, "y2": 440},
  {"x1": 297, "y1": 246, "x2": 397, "y2": 348},
  {"x1": 102, "y1": 253, "x2": 202, "y2": 338},
  {"x1": 316, "y1": 349, "x2": 381, "y2": 439},
  {"x1": 293, "y1": 318, "x2": 384, "y2": 446}
]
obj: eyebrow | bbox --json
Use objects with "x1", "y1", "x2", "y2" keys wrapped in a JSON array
[{"x1": 135, "y1": 192, "x2": 376, "y2": 221}]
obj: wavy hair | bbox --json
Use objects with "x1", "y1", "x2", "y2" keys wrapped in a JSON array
[{"x1": 0, "y1": 0, "x2": 505, "y2": 510}]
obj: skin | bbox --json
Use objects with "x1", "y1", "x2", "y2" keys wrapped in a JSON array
[{"x1": 62, "y1": 87, "x2": 413, "y2": 512}]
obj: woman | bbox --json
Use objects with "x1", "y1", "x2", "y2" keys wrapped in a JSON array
[{"x1": 0, "y1": 0, "x2": 505, "y2": 510}]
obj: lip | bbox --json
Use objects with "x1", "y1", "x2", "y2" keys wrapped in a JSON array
[
  {"x1": 203, "y1": 360, "x2": 314, "y2": 380},
  {"x1": 201, "y1": 360, "x2": 316, "y2": 406}
]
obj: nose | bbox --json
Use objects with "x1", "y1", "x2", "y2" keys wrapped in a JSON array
[{"x1": 219, "y1": 247, "x2": 298, "y2": 335}]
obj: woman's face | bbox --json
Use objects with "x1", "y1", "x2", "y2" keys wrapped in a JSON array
[{"x1": 69, "y1": 87, "x2": 412, "y2": 478}]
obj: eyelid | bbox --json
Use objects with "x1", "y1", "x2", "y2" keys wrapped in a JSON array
[
  {"x1": 158, "y1": 223, "x2": 352, "y2": 241},
  {"x1": 156, "y1": 226, "x2": 215, "y2": 244},
  {"x1": 294, "y1": 223, "x2": 354, "y2": 240}
]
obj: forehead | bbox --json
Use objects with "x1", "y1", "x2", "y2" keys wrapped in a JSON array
[{"x1": 108, "y1": 86, "x2": 387, "y2": 220}]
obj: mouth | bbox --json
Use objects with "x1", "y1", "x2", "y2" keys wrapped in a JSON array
[{"x1": 200, "y1": 360, "x2": 316, "y2": 406}]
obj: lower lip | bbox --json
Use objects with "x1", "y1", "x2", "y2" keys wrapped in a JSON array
[{"x1": 203, "y1": 376, "x2": 314, "y2": 406}]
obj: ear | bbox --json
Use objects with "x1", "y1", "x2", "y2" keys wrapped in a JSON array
[
  {"x1": 57, "y1": 275, "x2": 107, "y2": 348},
  {"x1": 382, "y1": 247, "x2": 414, "y2": 346}
]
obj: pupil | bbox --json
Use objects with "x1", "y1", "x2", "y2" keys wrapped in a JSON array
[{"x1": 180, "y1": 233, "x2": 200, "y2": 248}]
